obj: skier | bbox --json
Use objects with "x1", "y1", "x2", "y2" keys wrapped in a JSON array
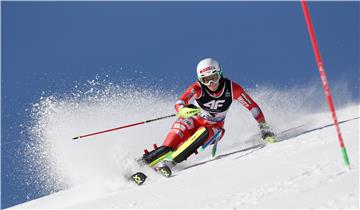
[{"x1": 141, "y1": 58, "x2": 275, "y2": 177}]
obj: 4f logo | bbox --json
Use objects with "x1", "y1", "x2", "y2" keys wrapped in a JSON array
[{"x1": 203, "y1": 100, "x2": 225, "y2": 110}]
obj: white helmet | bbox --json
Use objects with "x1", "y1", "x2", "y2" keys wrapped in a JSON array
[{"x1": 196, "y1": 58, "x2": 222, "y2": 85}]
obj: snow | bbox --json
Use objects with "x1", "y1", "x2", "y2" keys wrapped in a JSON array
[{"x1": 9, "y1": 102, "x2": 359, "y2": 209}]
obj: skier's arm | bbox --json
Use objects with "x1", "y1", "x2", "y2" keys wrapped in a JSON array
[
  {"x1": 175, "y1": 82, "x2": 202, "y2": 112},
  {"x1": 232, "y1": 82, "x2": 265, "y2": 123},
  {"x1": 232, "y1": 81, "x2": 276, "y2": 142}
]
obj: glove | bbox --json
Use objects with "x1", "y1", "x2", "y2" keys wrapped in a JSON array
[
  {"x1": 259, "y1": 122, "x2": 276, "y2": 143},
  {"x1": 176, "y1": 104, "x2": 200, "y2": 119}
]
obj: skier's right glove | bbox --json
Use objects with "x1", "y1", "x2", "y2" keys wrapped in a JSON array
[
  {"x1": 259, "y1": 122, "x2": 276, "y2": 143},
  {"x1": 176, "y1": 104, "x2": 200, "y2": 119}
]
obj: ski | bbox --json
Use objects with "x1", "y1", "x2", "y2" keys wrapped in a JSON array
[
  {"x1": 129, "y1": 167, "x2": 172, "y2": 185},
  {"x1": 130, "y1": 172, "x2": 147, "y2": 185},
  {"x1": 129, "y1": 136, "x2": 277, "y2": 185},
  {"x1": 129, "y1": 157, "x2": 173, "y2": 185},
  {"x1": 155, "y1": 165, "x2": 172, "y2": 177}
]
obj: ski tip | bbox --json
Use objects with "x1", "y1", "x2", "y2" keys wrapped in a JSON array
[
  {"x1": 157, "y1": 167, "x2": 172, "y2": 177},
  {"x1": 131, "y1": 172, "x2": 147, "y2": 185},
  {"x1": 72, "y1": 136, "x2": 80, "y2": 140}
]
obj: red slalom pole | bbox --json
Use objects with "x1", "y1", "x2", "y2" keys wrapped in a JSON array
[
  {"x1": 72, "y1": 114, "x2": 176, "y2": 140},
  {"x1": 301, "y1": 0, "x2": 350, "y2": 169}
]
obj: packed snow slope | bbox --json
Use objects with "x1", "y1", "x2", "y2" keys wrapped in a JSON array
[{"x1": 11, "y1": 83, "x2": 359, "y2": 209}]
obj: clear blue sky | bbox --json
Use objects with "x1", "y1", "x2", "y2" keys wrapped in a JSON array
[{"x1": 1, "y1": 1, "x2": 359, "y2": 208}]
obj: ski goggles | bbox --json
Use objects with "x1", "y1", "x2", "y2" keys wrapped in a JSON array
[{"x1": 199, "y1": 72, "x2": 221, "y2": 86}]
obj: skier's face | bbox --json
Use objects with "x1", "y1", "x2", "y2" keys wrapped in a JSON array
[
  {"x1": 200, "y1": 72, "x2": 221, "y2": 85},
  {"x1": 199, "y1": 72, "x2": 221, "y2": 91},
  {"x1": 207, "y1": 80, "x2": 220, "y2": 91}
]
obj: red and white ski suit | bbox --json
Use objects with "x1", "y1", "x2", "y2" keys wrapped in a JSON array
[{"x1": 162, "y1": 78, "x2": 266, "y2": 150}]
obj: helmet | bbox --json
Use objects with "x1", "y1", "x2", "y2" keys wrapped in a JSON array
[{"x1": 196, "y1": 58, "x2": 223, "y2": 85}]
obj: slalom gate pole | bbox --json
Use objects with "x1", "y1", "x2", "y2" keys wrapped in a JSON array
[
  {"x1": 301, "y1": 0, "x2": 350, "y2": 170},
  {"x1": 72, "y1": 114, "x2": 176, "y2": 140}
]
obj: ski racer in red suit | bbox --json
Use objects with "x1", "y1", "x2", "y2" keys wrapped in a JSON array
[{"x1": 142, "y1": 58, "x2": 275, "y2": 174}]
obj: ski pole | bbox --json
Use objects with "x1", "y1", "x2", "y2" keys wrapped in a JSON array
[
  {"x1": 200, "y1": 130, "x2": 222, "y2": 151},
  {"x1": 72, "y1": 114, "x2": 176, "y2": 140}
]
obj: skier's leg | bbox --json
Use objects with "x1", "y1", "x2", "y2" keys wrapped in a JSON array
[
  {"x1": 171, "y1": 126, "x2": 209, "y2": 163},
  {"x1": 142, "y1": 118, "x2": 195, "y2": 168},
  {"x1": 165, "y1": 116, "x2": 224, "y2": 163},
  {"x1": 144, "y1": 118, "x2": 221, "y2": 168},
  {"x1": 171, "y1": 118, "x2": 227, "y2": 163},
  {"x1": 162, "y1": 117, "x2": 196, "y2": 150}
]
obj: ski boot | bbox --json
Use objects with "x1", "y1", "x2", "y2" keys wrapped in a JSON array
[
  {"x1": 130, "y1": 145, "x2": 173, "y2": 185},
  {"x1": 142, "y1": 145, "x2": 173, "y2": 167},
  {"x1": 143, "y1": 145, "x2": 175, "y2": 178},
  {"x1": 260, "y1": 123, "x2": 277, "y2": 143}
]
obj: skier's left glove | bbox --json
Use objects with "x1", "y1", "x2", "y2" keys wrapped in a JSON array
[
  {"x1": 177, "y1": 104, "x2": 200, "y2": 118},
  {"x1": 259, "y1": 122, "x2": 276, "y2": 143}
]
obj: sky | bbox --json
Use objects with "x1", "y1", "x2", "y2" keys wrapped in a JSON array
[{"x1": 1, "y1": 1, "x2": 359, "y2": 208}]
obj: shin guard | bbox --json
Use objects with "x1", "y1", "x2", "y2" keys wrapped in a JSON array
[
  {"x1": 171, "y1": 127, "x2": 209, "y2": 164},
  {"x1": 142, "y1": 146, "x2": 173, "y2": 168}
]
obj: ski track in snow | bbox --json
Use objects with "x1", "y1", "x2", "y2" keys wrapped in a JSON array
[
  {"x1": 8, "y1": 84, "x2": 360, "y2": 209},
  {"x1": 229, "y1": 162, "x2": 351, "y2": 208}
]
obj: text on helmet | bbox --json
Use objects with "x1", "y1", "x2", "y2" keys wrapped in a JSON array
[{"x1": 200, "y1": 66, "x2": 216, "y2": 74}]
